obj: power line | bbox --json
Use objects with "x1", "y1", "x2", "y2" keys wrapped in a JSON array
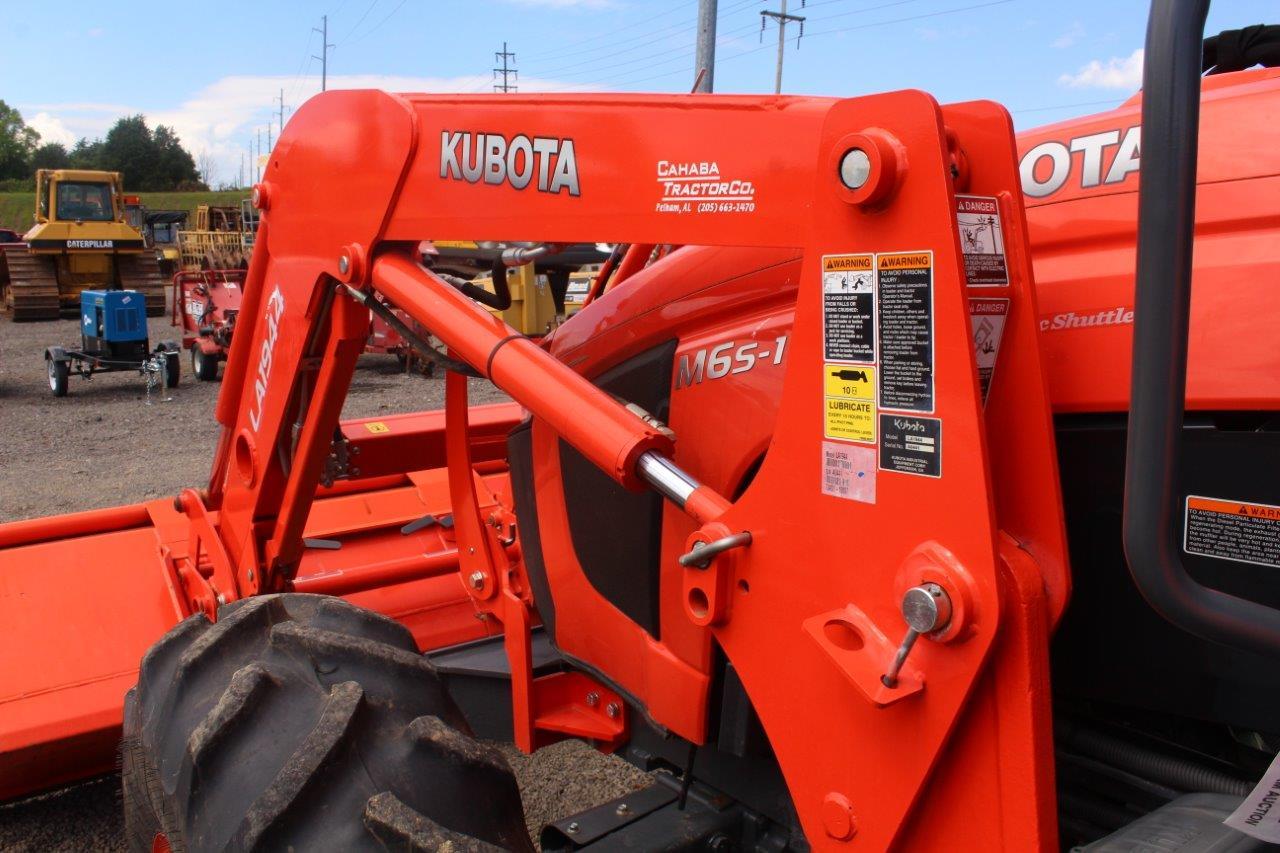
[
  {"x1": 494, "y1": 42, "x2": 518, "y2": 93},
  {"x1": 346, "y1": 0, "x2": 408, "y2": 46},
  {"x1": 339, "y1": 0, "x2": 379, "y2": 44},
  {"x1": 517, "y1": 0, "x2": 692, "y2": 61}
]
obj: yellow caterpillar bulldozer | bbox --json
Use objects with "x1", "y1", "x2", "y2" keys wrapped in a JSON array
[{"x1": 0, "y1": 169, "x2": 166, "y2": 321}]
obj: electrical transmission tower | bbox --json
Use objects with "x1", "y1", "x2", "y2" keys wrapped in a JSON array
[
  {"x1": 760, "y1": 0, "x2": 805, "y2": 94},
  {"x1": 493, "y1": 42, "x2": 518, "y2": 93}
]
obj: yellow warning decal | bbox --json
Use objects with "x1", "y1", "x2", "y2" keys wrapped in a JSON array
[
  {"x1": 364, "y1": 422, "x2": 390, "y2": 434},
  {"x1": 824, "y1": 363, "x2": 876, "y2": 443},
  {"x1": 878, "y1": 251, "x2": 931, "y2": 270},
  {"x1": 825, "y1": 363, "x2": 875, "y2": 400}
]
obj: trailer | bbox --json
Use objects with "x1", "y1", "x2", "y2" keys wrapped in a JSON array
[{"x1": 44, "y1": 288, "x2": 180, "y2": 397}]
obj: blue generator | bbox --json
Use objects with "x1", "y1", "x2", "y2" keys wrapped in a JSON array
[{"x1": 81, "y1": 289, "x2": 150, "y2": 361}]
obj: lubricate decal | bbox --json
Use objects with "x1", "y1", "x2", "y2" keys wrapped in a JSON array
[
  {"x1": 969, "y1": 297, "x2": 1009, "y2": 406},
  {"x1": 364, "y1": 422, "x2": 391, "y2": 434},
  {"x1": 247, "y1": 285, "x2": 285, "y2": 432},
  {"x1": 877, "y1": 252, "x2": 935, "y2": 414},
  {"x1": 1019, "y1": 125, "x2": 1141, "y2": 199},
  {"x1": 654, "y1": 159, "x2": 756, "y2": 215},
  {"x1": 439, "y1": 131, "x2": 580, "y2": 196},
  {"x1": 1184, "y1": 496, "x2": 1280, "y2": 570},
  {"x1": 879, "y1": 415, "x2": 942, "y2": 478},
  {"x1": 955, "y1": 196, "x2": 1008, "y2": 286},
  {"x1": 823, "y1": 364, "x2": 876, "y2": 443},
  {"x1": 1225, "y1": 750, "x2": 1280, "y2": 843},
  {"x1": 822, "y1": 441, "x2": 876, "y2": 504}
]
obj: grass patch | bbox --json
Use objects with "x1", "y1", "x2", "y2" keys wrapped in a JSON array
[{"x1": 0, "y1": 190, "x2": 247, "y2": 231}]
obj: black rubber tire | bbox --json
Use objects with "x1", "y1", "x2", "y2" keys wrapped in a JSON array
[
  {"x1": 122, "y1": 593, "x2": 533, "y2": 852},
  {"x1": 47, "y1": 358, "x2": 69, "y2": 397},
  {"x1": 164, "y1": 351, "x2": 181, "y2": 388},
  {"x1": 192, "y1": 346, "x2": 219, "y2": 382}
]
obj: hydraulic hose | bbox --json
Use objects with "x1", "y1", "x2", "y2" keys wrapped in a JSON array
[{"x1": 1056, "y1": 722, "x2": 1254, "y2": 797}]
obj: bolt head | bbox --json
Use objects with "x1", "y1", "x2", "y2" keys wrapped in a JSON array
[
  {"x1": 606, "y1": 702, "x2": 621, "y2": 719},
  {"x1": 838, "y1": 148, "x2": 872, "y2": 190},
  {"x1": 586, "y1": 691, "x2": 600, "y2": 707},
  {"x1": 616, "y1": 803, "x2": 629, "y2": 816},
  {"x1": 567, "y1": 822, "x2": 581, "y2": 835},
  {"x1": 822, "y1": 792, "x2": 857, "y2": 841},
  {"x1": 902, "y1": 582, "x2": 952, "y2": 634},
  {"x1": 338, "y1": 255, "x2": 350, "y2": 275},
  {"x1": 468, "y1": 571, "x2": 486, "y2": 590}
]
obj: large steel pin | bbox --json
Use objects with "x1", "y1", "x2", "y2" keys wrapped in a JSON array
[{"x1": 882, "y1": 583, "x2": 952, "y2": 688}]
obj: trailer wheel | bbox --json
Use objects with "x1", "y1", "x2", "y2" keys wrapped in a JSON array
[
  {"x1": 122, "y1": 594, "x2": 533, "y2": 852},
  {"x1": 191, "y1": 347, "x2": 218, "y2": 382},
  {"x1": 164, "y1": 351, "x2": 181, "y2": 388},
  {"x1": 46, "y1": 357, "x2": 69, "y2": 397}
]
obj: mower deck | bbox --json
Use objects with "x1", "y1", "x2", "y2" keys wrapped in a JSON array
[{"x1": 0, "y1": 403, "x2": 522, "y2": 799}]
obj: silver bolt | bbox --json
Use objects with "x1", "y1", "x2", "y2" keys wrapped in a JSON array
[
  {"x1": 567, "y1": 822, "x2": 580, "y2": 835},
  {"x1": 616, "y1": 803, "x2": 630, "y2": 816},
  {"x1": 247, "y1": 569, "x2": 255, "y2": 582},
  {"x1": 338, "y1": 255, "x2": 350, "y2": 275},
  {"x1": 216, "y1": 593, "x2": 227, "y2": 606},
  {"x1": 469, "y1": 571, "x2": 486, "y2": 590},
  {"x1": 606, "y1": 702, "x2": 621, "y2": 719},
  {"x1": 839, "y1": 148, "x2": 872, "y2": 190},
  {"x1": 586, "y1": 691, "x2": 600, "y2": 707},
  {"x1": 883, "y1": 583, "x2": 953, "y2": 688}
]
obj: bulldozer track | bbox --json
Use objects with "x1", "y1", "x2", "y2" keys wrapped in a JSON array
[
  {"x1": 0, "y1": 247, "x2": 61, "y2": 322},
  {"x1": 117, "y1": 253, "x2": 167, "y2": 317}
]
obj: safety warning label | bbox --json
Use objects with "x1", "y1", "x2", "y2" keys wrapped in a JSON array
[
  {"x1": 1184, "y1": 496, "x2": 1280, "y2": 569},
  {"x1": 956, "y1": 195, "x2": 1008, "y2": 286},
  {"x1": 879, "y1": 414, "x2": 941, "y2": 478},
  {"x1": 969, "y1": 297, "x2": 1009, "y2": 406},
  {"x1": 822, "y1": 254, "x2": 876, "y2": 363},
  {"x1": 822, "y1": 441, "x2": 876, "y2": 503},
  {"x1": 877, "y1": 252, "x2": 934, "y2": 413},
  {"x1": 824, "y1": 363, "x2": 876, "y2": 443}
]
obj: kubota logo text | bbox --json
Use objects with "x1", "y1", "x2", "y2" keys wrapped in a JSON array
[
  {"x1": 248, "y1": 286, "x2": 285, "y2": 432},
  {"x1": 440, "y1": 131, "x2": 580, "y2": 196},
  {"x1": 1020, "y1": 126, "x2": 1141, "y2": 198}
]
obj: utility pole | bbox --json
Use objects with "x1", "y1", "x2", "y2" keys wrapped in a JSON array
[
  {"x1": 256, "y1": 128, "x2": 262, "y2": 183},
  {"x1": 493, "y1": 42, "x2": 517, "y2": 93},
  {"x1": 240, "y1": 152, "x2": 245, "y2": 189},
  {"x1": 267, "y1": 124, "x2": 273, "y2": 155},
  {"x1": 276, "y1": 88, "x2": 288, "y2": 134},
  {"x1": 694, "y1": 0, "x2": 717, "y2": 92},
  {"x1": 761, "y1": 0, "x2": 805, "y2": 94},
  {"x1": 313, "y1": 15, "x2": 334, "y2": 92}
]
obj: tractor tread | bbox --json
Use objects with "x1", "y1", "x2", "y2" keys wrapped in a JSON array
[
  {"x1": 232, "y1": 680, "x2": 365, "y2": 851},
  {"x1": 410, "y1": 715, "x2": 510, "y2": 777},
  {"x1": 123, "y1": 593, "x2": 534, "y2": 852},
  {"x1": 186, "y1": 663, "x2": 275, "y2": 770},
  {"x1": 364, "y1": 791, "x2": 503, "y2": 852}
]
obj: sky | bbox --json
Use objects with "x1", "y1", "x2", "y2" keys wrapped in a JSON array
[{"x1": 1, "y1": 0, "x2": 1270, "y2": 187}]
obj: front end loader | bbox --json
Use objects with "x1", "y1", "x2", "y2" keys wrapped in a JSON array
[{"x1": 3, "y1": 2, "x2": 1280, "y2": 850}]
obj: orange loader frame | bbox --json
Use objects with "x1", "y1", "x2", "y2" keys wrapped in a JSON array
[{"x1": 1, "y1": 89, "x2": 1069, "y2": 849}]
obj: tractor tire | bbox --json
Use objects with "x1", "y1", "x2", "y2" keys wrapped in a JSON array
[
  {"x1": 192, "y1": 347, "x2": 218, "y2": 382},
  {"x1": 121, "y1": 593, "x2": 534, "y2": 853}
]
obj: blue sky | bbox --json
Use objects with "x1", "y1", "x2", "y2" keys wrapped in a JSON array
[{"x1": 2, "y1": 0, "x2": 1270, "y2": 186}]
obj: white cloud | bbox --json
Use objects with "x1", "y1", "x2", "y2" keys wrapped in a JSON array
[
  {"x1": 22, "y1": 73, "x2": 604, "y2": 188},
  {"x1": 25, "y1": 113, "x2": 77, "y2": 147},
  {"x1": 1053, "y1": 21, "x2": 1085, "y2": 49},
  {"x1": 1059, "y1": 48, "x2": 1144, "y2": 90}
]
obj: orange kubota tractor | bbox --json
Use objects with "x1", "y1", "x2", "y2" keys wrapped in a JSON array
[{"x1": 4, "y1": 3, "x2": 1280, "y2": 850}]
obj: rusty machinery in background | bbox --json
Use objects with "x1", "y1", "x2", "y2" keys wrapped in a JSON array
[{"x1": 6, "y1": 3, "x2": 1280, "y2": 850}]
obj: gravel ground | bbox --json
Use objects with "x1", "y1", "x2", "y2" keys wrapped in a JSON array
[{"x1": 0, "y1": 311, "x2": 648, "y2": 850}]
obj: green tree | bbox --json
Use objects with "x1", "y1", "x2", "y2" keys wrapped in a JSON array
[
  {"x1": 69, "y1": 138, "x2": 104, "y2": 170},
  {"x1": 31, "y1": 142, "x2": 70, "y2": 170},
  {"x1": 0, "y1": 100, "x2": 39, "y2": 181},
  {"x1": 90, "y1": 115, "x2": 205, "y2": 191}
]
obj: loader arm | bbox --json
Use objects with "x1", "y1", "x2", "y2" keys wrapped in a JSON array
[{"x1": 170, "y1": 89, "x2": 1068, "y2": 848}]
